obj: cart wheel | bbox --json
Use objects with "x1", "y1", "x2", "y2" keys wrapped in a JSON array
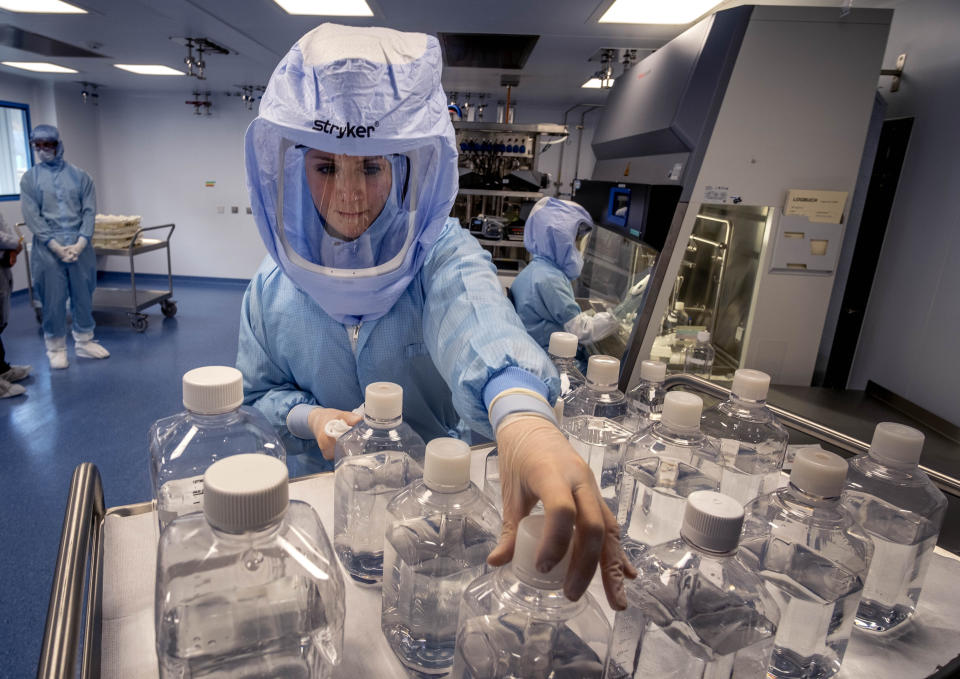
[
  {"x1": 160, "y1": 300, "x2": 177, "y2": 318},
  {"x1": 131, "y1": 314, "x2": 148, "y2": 333}
]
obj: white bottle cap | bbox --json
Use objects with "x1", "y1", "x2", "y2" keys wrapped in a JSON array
[
  {"x1": 640, "y1": 360, "x2": 666, "y2": 383},
  {"x1": 675, "y1": 301, "x2": 685, "y2": 311},
  {"x1": 364, "y1": 382, "x2": 403, "y2": 421},
  {"x1": 182, "y1": 366, "x2": 244, "y2": 415},
  {"x1": 548, "y1": 332, "x2": 579, "y2": 359},
  {"x1": 869, "y1": 422, "x2": 924, "y2": 467},
  {"x1": 661, "y1": 391, "x2": 703, "y2": 431},
  {"x1": 423, "y1": 438, "x2": 471, "y2": 492},
  {"x1": 732, "y1": 369, "x2": 771, "y2": 401},
  {"x1": 697, "y1": 330, "x2": 710, "y2": 343},
  {"x1": 512, "y1": 514, "x2": 572, "y2": 589},
  {"x1": 789, "y1": 448, "x2": 848, "y2": 498},
  {"x1": 203, "y1": 454, "x2": 289, "y2": 532},
  {"x1": 681, "y1": 491, "x2": 744, "y2": 553},
  {"x1": 586, "y1": 355, "x2": 620, "y2": 391}
]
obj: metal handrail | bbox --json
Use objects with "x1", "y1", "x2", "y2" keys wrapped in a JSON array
[
  {"x1": 664, "y1": 374, "x2": 960, "y2": 497},
  {"x1": 37, "y1": 463, "x2": 105, "y2": 679}
]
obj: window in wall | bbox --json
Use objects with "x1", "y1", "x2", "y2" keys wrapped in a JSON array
[{"x1": 0, "y1": 101, "x2": 32, "y2": 201}]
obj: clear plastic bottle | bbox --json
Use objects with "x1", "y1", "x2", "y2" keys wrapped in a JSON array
[
  {"x1": 563, "y1": 354, "x2": 627, "y2": 422},
  {"x1": 701, "y1": 369, "x2": 788, "y2": 505},
  {"x1": 624, "y1": 359, "x2": 666, "y2": 433},
  {"x1": 549, "y1": 331, "x2": 586, "y2": 424},
  {"x1": 563, "y1": 415, "x2": 633, "y2": 515},
  {"x1": 618, "y1": 391, "x2": 722, "y2": 558},
  {"x1": 334, "y1": 382, "x2": 426, "y2": 585},
  {"x1": 606, "y1": 491, "x2": 780, "y2": 679},
  {"x1": 382, "y1": 438, "x2": 501, "y2": 675},
  {"x1": 149, "y1": 366, "x2": 286, "y2": 532},
  {"x1": 842, "y1": 422, "x2": 947, "y2": 633},
  {"x1": 684, "y1": 330, "x2": 715, "y2": 379},
  {"x1": 155, "y1": 454, "x2": 345, "y2": 679},
  {"x1": 450, "y1": 514, "x2": 612, "y2": 679},
  {"x1": 661, "y1": 301, "x2": 689, "y2": 335},
  {"x1": 739, "y1": 448, "x2": 874, "y2": 679}
]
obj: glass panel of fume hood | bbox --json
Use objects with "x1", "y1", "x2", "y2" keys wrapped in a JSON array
[
  {"x1": 651, "y1": 204, "x2": 769, "y2": 381},
  {"x1": 572, "y1": 225, "x2": 659, "y2": 360}
]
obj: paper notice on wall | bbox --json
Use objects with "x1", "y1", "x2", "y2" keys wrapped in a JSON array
[{"x1": 784, "y1": 189, "x2": 848, "y2": 223}]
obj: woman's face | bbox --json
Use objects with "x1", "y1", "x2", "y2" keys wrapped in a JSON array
[{"x1": 305, "y1": 149, "x2": 393, "y2": 240}]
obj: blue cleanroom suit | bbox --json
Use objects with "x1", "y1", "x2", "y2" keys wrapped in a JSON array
[{"x1": 238, "y1": 24, "x2": 558, "y2": 472}]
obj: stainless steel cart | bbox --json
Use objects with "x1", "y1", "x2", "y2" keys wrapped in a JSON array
[
  {"x1": 92, "y1": 224, "x2": 176, "y2": 332},
  {"x1": 38, "y1": 378, "x2": 960, "y2": 678}
]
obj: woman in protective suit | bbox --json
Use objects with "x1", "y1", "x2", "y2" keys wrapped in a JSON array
[
  {"x1": 237, "y1": 24, "x2": 633, "y2": 610},
  {"x1": 511, "y1": 196, "x2": 620, "y2": 353}
]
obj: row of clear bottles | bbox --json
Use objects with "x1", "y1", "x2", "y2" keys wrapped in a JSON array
[
  {"x1": 607, "y1": 384, "x2": 947, "y2": 679},
  {"x1": 151, "y1": 362, "x2": 947, "y2": 678}
]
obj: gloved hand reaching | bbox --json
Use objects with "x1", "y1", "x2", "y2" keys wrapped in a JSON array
[
  {"x1": 563, "y1": 310, "x2": 619, "y2": 343},
  {"x1": 48, "y1": 239, "x2": 77, "y2": 263},
  {"x1": 488, "y1": 414, "x2": 637, "y2": 610},
  {"x1": 308, "y1": 407, "x2": 362, "y2": 460}
]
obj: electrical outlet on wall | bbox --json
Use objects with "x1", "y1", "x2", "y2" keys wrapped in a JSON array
[
  {"x1": 231, "y1": 206, "x2": 239, "y2": 214},
  {"x1": 217, "y1": 206, "x2": 225, "y2": 214}
]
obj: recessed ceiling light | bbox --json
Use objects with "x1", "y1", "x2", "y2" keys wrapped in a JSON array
[
  {"x1": 582, "y1": 78, "x2": 603, "y2": 89},
  {"x1": 599, "y1": 0, "x2": 720, "y2": 24},
  {"x1": 114, "y1": 64, "x2": 185, "y2": 76},
  {"x1": 0, "y1": 0, "x2": 86, "y2": 13},
  {"x1": 272, "y1": 0, "x2": 372, "y2": 16},
  {"x1": 2, "y1": 61, "x2": 78, "y2": 73}
]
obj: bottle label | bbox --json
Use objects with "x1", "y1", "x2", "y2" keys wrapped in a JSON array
[
  {"x1": 687, "y1": 358, "x2": 706, "y2": 366},
  {"x1": 158, "y1": 475, "x2": 205, "y2": 525},
  {"x1": 560, "y1": 373, "x2": 571, "y2": 396}
]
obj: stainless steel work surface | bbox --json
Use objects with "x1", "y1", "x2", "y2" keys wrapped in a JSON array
[{"x1": 98, "y1": 447, "x2": 960, "y2": 678}]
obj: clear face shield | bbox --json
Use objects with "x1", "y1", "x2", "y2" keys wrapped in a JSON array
[{"x1": 275, "y1": 137, "x2": 422, "y2": 277}]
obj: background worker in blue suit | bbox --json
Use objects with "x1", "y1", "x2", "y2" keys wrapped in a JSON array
[
  {"x1": 511, "y1": 197, "x2": 619, "y2": 352},
  {"x1": 20, "y1": 125, "x2": 109, "y2": 369},
  {"x1": 237, "y1": 24, "x2": 634, "y2": 609}
]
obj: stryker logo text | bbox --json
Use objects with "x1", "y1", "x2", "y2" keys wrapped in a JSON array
[{"x1": 313, "y1": 119, "x2": 377, "y2": 138}]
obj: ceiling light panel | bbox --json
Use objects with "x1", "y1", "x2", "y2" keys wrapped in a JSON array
[
  {"x1": 272, "y1": 0, "x2": 373, "y2": 16},
  {"x1": 599, "y1": 0, "x2": 720, "y2": 24},
  {"x1": 114, "y1": 64, "x2": 185, "y2": 75},
  {"x1": 582, "y1": 78, "x2": 603, "y2": 89},
  {"x1": 2, "y1": 61, "x2": 77, "y2": 73},
  {"x1": 0, "y1": 0, "x2": 86, "y2": 13}
]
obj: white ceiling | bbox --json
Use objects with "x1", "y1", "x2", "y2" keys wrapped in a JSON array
[{"x1": 0, "y1": 0, "x2": 902, "y2": 108}]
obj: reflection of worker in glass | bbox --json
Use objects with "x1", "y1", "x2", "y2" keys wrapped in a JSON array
[
  {"x1": 237, "y1": 24, "x2": 634, "y2": 609},
  {"x1": 511, "y1": 197, "x2": 619, "y2": 351},
  {"x1": 20, "y1": 125, "x2": 110, "y2": 369}
]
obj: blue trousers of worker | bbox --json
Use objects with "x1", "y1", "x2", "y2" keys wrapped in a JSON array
[{"x1": 31, "y1": 240, "x2": 97, "y2": 339}]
